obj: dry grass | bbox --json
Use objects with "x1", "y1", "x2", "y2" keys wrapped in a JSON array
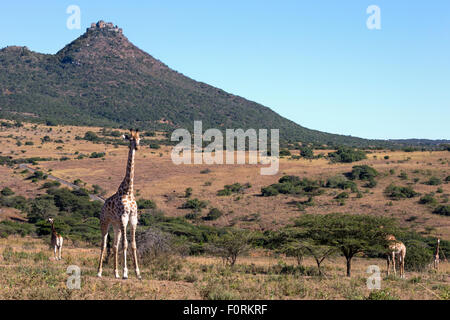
[{"x1": 0, "y1": 236, "x2": 448, "y2": 300}]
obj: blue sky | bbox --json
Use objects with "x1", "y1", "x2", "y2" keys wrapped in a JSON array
[{"x1": 1, "y1": 1, "x2": 449, "y2": 139}]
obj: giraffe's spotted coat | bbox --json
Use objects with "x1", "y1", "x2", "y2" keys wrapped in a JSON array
[{"x1": 97, "y1": 130, "x2": 142, "y2": 280}]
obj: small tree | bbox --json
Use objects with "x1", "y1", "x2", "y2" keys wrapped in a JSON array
[
  {"x1": 294, "y1": 213, "x2": 397, "y2": 277},
  {"x1": 208, "y1": 229, "x2": 252, "y2": 266}
]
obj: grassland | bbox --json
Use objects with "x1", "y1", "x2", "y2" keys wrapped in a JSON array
[
  {"x1": 0, "y1": 120, "x2": 449, "y2": 300},
  {"x1": 0, "y1": 236, "x2": 448, "y2": 300}
]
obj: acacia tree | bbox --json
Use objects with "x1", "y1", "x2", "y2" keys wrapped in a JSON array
[
  {"x1": 208, "y1": 229, "x2": 253, "y2": 266},
  {"x1": 294, "y1": 213, "x2": 397, "y2": 277},
  {"x1": 278, "y1": 228, "x2": 335, "y2": 275}
]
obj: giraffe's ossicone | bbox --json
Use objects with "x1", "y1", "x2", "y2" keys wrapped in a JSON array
[{"x1": 97, "y1": 129, "x2": 141, "y2": 280}]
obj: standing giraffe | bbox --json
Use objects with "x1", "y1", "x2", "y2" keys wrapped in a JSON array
[
  {"x1": 97, "y1": 129, "x2": 141, "y2": 279},
  {"x1": 434, "y1": 238, "x2": 440, "y2": 270},
  {"x1": 386, "y1": 234, "x2": 406, "y2": 278},
  {"x1": 48, "y1": 218, "x2": 63, "y2": 260}
]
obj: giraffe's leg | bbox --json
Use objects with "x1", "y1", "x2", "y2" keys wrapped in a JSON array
[
  {"x1": 97, "y1": 221, "x2": 110, "y2": 278},
  {"x1": 59, "y1": 238, "x2": 63, "y2": 260},
  {"x1": 121, "y1": 216, "x2": 129, "y2": 280},
  {"x1": 130, "y1": 215, "x2": 141, "y2": 280},
  {"x1": 113, "y1": 226, "x2": 122, "y2": 279},
  {"x1": 54, "y1": 245, "x2": 58, "y2": 260},
  {"x1": 392, "y1": 252, "x2": 396, "y2": 276},
  {"x1": 386, "y1": 257, "x2": 390, "y2": 276}
]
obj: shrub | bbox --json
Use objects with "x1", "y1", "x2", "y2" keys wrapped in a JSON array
[
  {"x1": 280, "y1": 149, "x2": 291, "y2": 157},
  {"x1": 261, "y1": 186, "x2": 279, "y2": 197},
  {"x1": 348, "y1": 165, "x2": 378, "y2": 181},
  {"x1": 419, "y1": 193, "x2": 437, "y2": 205},
  {"x1": 89, "y1": 152, "x2": 105, "y2": 159},
  {"x1": 328, "y1": 147, "x2": 366, "y2": 163},
  {"x1": 425, "y1": 177, "x2": 442, "y2": 186},
  {"x1": 364, "y1": 178, "x2": 377, "y2": 188},
  {"x1": 137, "y1": 199, "x2": 157, "y2": 210},
  {"x1": 433, "y1": 205, "x2": 450, "y2": 216},
  {"x1": 27, "y1": 171, "x2": 47, "y2": 181},
  {"x1": 398, "y1": 171, "x2": 408, "y2": 180},
  {"x1": 41, "y1": 181, "x2": 61, "y2": 189},
  {"x1": 217, "y1": 183, "x2": 250, "y2": 196},
  {"x1": 84, "y1": 131, "x2": 100, "y2": 142},
  {"x1": 184, "y1": 187, "x2": 193, "y2": 198},
  {"x1": 326, "y1": 175, "x2": 357, "y2": 191},
  {"x1": 404, "y1": 240, "x2": 433, "y2": 272},
  {"x1": 262, "y1": 176, "x2": 321, "y2": 197},
  {"x1": 1, "y1": 187, "x2": 15, "y2": 196},
  {"x1": 384, "y1": 184, "x2": 419, "y2": 200},
  {"x1": 181, "y1": 198, "x2": 207, "y2": 212},
  {"x1": 300, "y1": 146, "x2": 314, "y2": 159},
  {"x1": 204, "y1": 208, "x2": 223, "y2": 221},
  {"x1": 335, "y1": 192, "x2": 349, "y2": 199},
  {"x1": 136, "y1": 227, "x2": 181, "y2": 267}
]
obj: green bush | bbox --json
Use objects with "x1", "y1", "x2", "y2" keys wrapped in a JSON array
[
  {"x1": 419, "y1": 193, "x2": 437, "y2": 205},
  {"x1": 335, "y1": 192, "x2": 349, "y2": 199},
  {"x1": 137, "y1": 199, "x2": 157, "y2": 210},
  {"x1": 433, "y1": 205, "x2": 450, "y2": 216},
  {"x1": 326, "y1": 175, "x2": 357, "y2": 191},
  {"x1": 404, "y1": 240, "x2": 433, "y2": 271},
  {"x1": 261, "y1": 176, "x2": 321, "y2": 197},
  {"x1": 204, "y1": 208, "x2": 223, "y2": 221},
  {"x1": 261, "y1": 186, "x2": 279, "y2": 197},
  {"x1": 89, "y1": 152, "x2": 105, "y2": 159},
  {"x1": 425, "y1": 177, "x2": 442, "y2": 186},
  {"x1": 217, "y1": 183, "x2": 250, "y2": 196},
  {"x1": 300, "y1": 146, "x2": 314, "y2": 159},
  {"x1": 348, "y1": 165, "x2": 378, "y2": 181},
  {"x1": 181, "y1": 198, "x2": 208, "y2": 212},
  {"x1": 84, "y1": 131, "x2": 100, "y2": 142},
  {"x1": 384, "y1": 184, "x2": 419, "y2": 200},
  {"x1": 328, "y1": 147, "x2": 366, "y2": 163},
  {"x1": 1, "y1": 187, "x2": 15, "y2": 196}
]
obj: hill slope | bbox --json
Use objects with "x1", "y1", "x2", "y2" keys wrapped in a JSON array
[{"x1": 0, "y1": 21, "x2": 407, "y2": 147}]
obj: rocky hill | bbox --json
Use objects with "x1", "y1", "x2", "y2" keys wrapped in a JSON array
[{"x1": 0, "y1": 21, "x2": 421, "y2": 147}]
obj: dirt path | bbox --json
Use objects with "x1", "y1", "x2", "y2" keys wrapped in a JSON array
[{"x1": 18, "y1": 164, "x2": 105, "y2": 203}]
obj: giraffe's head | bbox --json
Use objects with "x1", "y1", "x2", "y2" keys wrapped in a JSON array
[
  {"x1": 386, "y1": 234, "x2": 396, "y2": 241},
  {"x1": 122, "y1": 129, "x2": 140, "y2": 151}
]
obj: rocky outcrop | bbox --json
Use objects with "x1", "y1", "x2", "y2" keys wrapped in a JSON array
[{"x1": 87, "y1": 20, "x2": 122, "y2": 34}]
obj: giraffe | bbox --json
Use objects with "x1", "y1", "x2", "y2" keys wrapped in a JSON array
[
  {"x1": 97, "y1": 129, "x2": 141, "y2": 280},
  {"x1": 434, "y1": 238, "x2": 440, "y2": 270},
  {"x1": 48, "y1": 218, "x2": 63, "y2": 260},
  {"x1": 386, "y1": 234, "x2": 406, "y2": 278}
]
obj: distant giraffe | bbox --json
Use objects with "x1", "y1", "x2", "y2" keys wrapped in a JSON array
[
  {"x1": 48, "y1": 218, "x2": 63, "y2": 260},
  {"x1": 386, "y1": 234, "x2": 406, "y2": 278},
  {"x1": 97, "y1": 129, "x2": 141, "y2": 279},
  {"x1": 434, "y1": 238, "x2": 440, "y2": 270}
]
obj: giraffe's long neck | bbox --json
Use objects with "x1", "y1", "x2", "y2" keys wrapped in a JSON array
[
  {"x1": 50, "y1": 222, "x2": 57, "y2": 237},
  {"x1": 119, "y1": 147, "x2": 135, "y2": 195},
  {"x1": 436, "y1": 240, "x2": 440, "y2": 257}
]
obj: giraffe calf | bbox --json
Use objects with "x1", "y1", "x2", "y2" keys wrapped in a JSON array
[{"x1": 48, "y1": 218, "x2": 63, "y2": 260}]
